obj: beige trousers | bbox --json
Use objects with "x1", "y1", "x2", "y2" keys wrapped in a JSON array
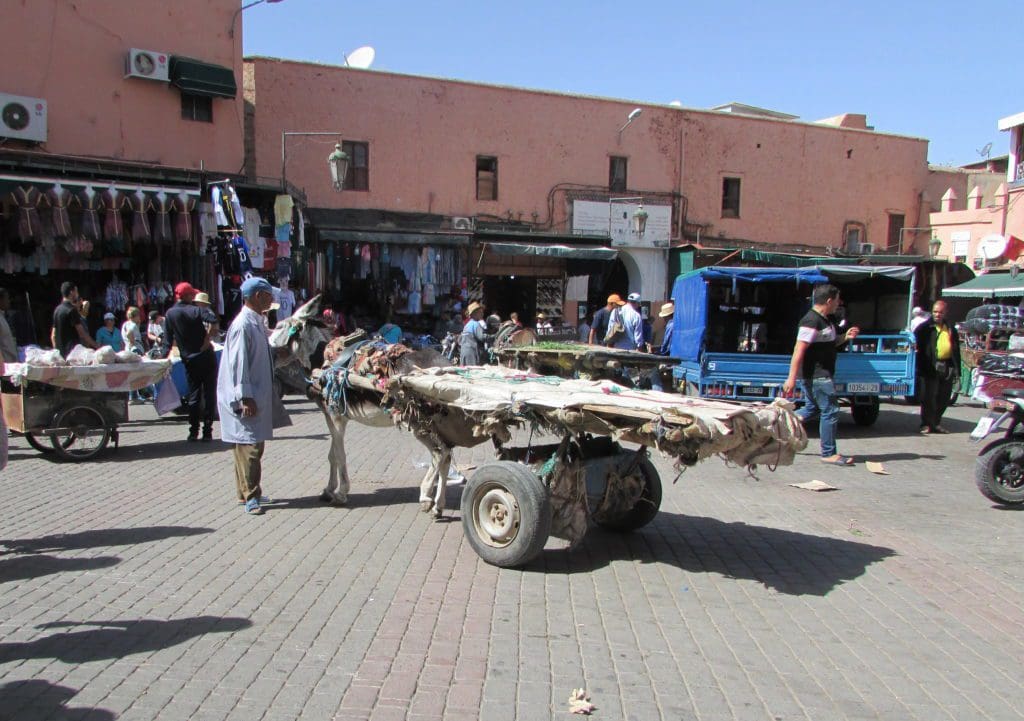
[{"x1": 233, "y1": 442, "x2": 265, "y2": 501}]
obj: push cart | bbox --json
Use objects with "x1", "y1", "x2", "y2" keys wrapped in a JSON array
[{"x1": 2, "y1": 360, "x2": 172, "y2": 461}]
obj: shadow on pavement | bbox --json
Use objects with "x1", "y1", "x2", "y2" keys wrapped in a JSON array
[
  {"x1": 850, "y1": 451, "x2": 945, "y2": 462},
  {"x1": 1, "y1": 526, "x2": 214, "y2": 554},
  {"x1": 0, "y1": 680, "x2": 115, "y2": 721},
  {"x1": 0, "y1": 555, "x2": 120, "y2": 583},
  {"x1": 0, "y1": 615, "x2": 252, "y2": 664},
  {"x1": 531, "y1": 513, "x2": 895, "y2": 596},
  {"x1": 94, "y1": 438, "x2": 227, "y2": 463},
  {"x1": 269, "y1": 487, "x2": 421, "y2": 510}
]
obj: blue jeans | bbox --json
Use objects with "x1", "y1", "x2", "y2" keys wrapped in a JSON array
[{"x1": 797, "y1": 377, "x2": 839, "y2": 458}]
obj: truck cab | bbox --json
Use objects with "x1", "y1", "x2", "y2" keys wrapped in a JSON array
[{"x1": 670, "y1": 265, "x2": 917, "y2": 426}]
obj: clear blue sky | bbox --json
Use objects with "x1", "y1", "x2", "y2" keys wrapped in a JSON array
[{"x1": 243, "y1": 0, "x2": 1021, "y2": 167}]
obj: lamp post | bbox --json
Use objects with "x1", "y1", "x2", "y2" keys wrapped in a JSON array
[
  {"x1": 281, "y1": 131, "x2": 348, "y2": 193},
  {"x1": 618, "y1": 107, "x2": 643, "y2": 142},
  {"x1": 228, "y1": 0, "x2": 285, "y2": 38},
  {"x1": 929, "y1": 236, "x2": 943, "y2": 258}
]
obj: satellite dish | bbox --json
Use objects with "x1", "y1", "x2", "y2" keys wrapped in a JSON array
[
  {"x1": 669, "y1": 100, "x2": 682, "y2": 107},
  {"x1": 344, "y1": 46, "x2": 375, "y2": 69},
  {"x1": 977, "y1": 142, "x2": 993, "y2": 158},
  {"x1": 979, "y1": 233, "x2": 1008, "y2": 260}
]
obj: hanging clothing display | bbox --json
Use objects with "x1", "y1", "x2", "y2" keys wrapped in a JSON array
[
  {"x1": 152, "y1": 192, "x2": 173, "y2": 244},
  {"x1": 174, "y1": 193, "x2": 197, "y2": 245},
  {"x1": 274, "y1": 194, "x2": 294, "y2": 226},
  {"x1": 102, "y1": 188, "x2": 125, "y2": 242},
  {"x1": 10, "y1": 186, "x2": 42, "y2": 242},
  {"x1": 128, "y1": 190, "x2": 152, "y2": 243},
  {"x1": 46, "y1": 184, "x2": 74, "y2": 238},
  {"x1": 211, "y1": 187, "x2": 230, "y2": 227},
  {"x1": 78, "y1": 187, "x2": 103, "y2": 241}
]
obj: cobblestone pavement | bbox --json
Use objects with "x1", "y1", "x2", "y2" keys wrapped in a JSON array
[{"x1": 1, "y1": 395, "x2": 1022, "y2": 721}]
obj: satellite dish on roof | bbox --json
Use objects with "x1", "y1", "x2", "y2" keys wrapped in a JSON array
[
  {"x1": 343, "y1": 46, "x2": 375, "y2": 69},
  {"x1": 977, "y1": 142, "x2": 993, "y2": 158}
]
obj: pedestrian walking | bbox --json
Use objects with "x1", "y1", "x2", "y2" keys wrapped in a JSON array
[
  {"x1": 782, "y1": 284, "x2": 860, "y2": 466},
  {"x1": 122, "y1": 307, "x2": 146, "y2": 403},
  {"x1": 164, "y1": 282, "x2": 218, "y2": 442},
  {"x1": 52, "y1": 282, "x2": 98, "y2": 358},
  {"x1": 589, "y1": 295, "x2": 620, "y2": 345},
  {"x1": 217, "y1": 277, "x2": 278, "y2": 515},
  {"x1": 459, "y1": 302, "x2": 486, "y2": 366},
  {"x1": 95, "y1": 312, "x2": 124, "y2": 351},
  {"x1": 607, "y1": 292, "x2": 644, "y2": 350},
  {"x1": 914, "y1": 300, "x2": 961, "y2": 434}
]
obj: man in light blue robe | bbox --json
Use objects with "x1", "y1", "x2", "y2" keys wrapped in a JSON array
[{"x1": 217, "y1": 276, "x2": 276, "y2": 515}]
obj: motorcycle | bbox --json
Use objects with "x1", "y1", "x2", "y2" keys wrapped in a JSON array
[{"x1": 971, "y1": 389, "x2": 1024, "y2": 505}]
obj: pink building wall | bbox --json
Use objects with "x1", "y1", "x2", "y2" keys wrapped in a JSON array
[
  {"x1": 0, "y1": 0, "x2": 243, "y2": 173},
  {"x1": 246, "y1": 57, "x2": 930, "y2": 252}
]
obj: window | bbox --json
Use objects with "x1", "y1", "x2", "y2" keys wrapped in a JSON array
[
  {"x1": 476, "y1": 156, "x2": 497, "y2": 200},
  {"x1": 721, "y1": 177, "x2": 741, "y2": 218},
  {"x1": 844, "y1": 226, "x2": 862, "y2": 253},
  {"x1": 887, "y1": 214, "x2": 905, "y2": 251},
  {"x1": 609, "y1": 156, "x2": 628, "y2": 193},
  {"x1": 342, "y1": 141, "x2": 369, "y2": 191},
  {"x1": 180, "y1": 93, "x2": 212, "y2": 123}
]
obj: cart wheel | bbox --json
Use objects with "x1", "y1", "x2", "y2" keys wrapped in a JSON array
[
  {"x1": 461, "y1": 461, "x2": 551, "y2": 568},
  {"x1": 51, "y1": 406, "x2": 110, "y2": 461},
  {"x1": 595, "y1": 458, "x2": 663, "y2": 532},
  {"x1": 25, "y1": 432, "x2": 58, "y2": 454}
]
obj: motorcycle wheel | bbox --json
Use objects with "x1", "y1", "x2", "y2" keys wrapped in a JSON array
[{"x1": 975, "y1": 438, "x2": 1024, "y2": 505}]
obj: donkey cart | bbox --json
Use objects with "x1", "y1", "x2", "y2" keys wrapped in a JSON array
[{"x1": 382, "y1": 366, "x2": 807, "y2": 568}]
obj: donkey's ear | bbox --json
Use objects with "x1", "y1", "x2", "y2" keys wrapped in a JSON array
[{"x1": 294, "y1": 294, "x2": 322, "y2": 320}]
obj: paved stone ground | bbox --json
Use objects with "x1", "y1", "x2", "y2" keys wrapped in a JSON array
[{"x1": 1, "y1": 395, "x2": 1022, "y2": 721}]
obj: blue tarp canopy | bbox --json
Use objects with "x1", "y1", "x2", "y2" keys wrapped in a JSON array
[{"x1": 669, "y1": 267, "x2": 828, "y2": 362}]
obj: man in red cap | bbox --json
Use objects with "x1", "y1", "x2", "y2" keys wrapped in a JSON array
[{"x1": 164, "y1": 281, "x2": 219, "y2": 441}]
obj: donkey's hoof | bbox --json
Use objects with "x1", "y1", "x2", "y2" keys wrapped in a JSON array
[
  {"x1": 431, "y1": 507, "x2": 444, "y2": 520},
  {"x1": 420, "y1": 500, "x2": 434, "y2": 513},
  {"x1": 319, "y1": 492, "x2": 333, "y2": 503},
  {"x1": 330, "y1": 496, "x2": 348, "y2": 507}
]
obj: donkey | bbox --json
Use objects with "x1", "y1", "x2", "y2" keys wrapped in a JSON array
[{"x1": 269, "y1": 296, "x2": 456, "y2": 516}]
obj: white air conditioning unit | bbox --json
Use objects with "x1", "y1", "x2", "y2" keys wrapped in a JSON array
[
  {"x1": 858, "y1": 242, "x2": 875, "y2": 255},
  {"x1": 452, "y1": 216, "x2": 475, "y2": 231},
  {"x1": 0, "y1": 92, "x2": 47, "y2": 143},
  {"x1": 125, "y1": 48, "x2": 170, "y2": 81}
]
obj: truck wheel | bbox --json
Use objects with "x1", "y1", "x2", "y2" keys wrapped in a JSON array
[
  {"x1": 595, "y1": 458, "x2": 663, "y2": 532},
  {"x1": 51, "y1": 406, "x2": 110, "y2": 461},
  {"x1": 850, "y1": 397, "x2": 880, "y2": 426},
  {"x1": 975, "y1": 438, "x2": 1024, "y2": 505},
  {"x1": 461, "y1": 461, "x2": 552, "y2": 568}
]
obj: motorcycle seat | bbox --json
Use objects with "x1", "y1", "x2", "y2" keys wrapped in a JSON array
[{"x1": 1001, "y1": 389, "x2": 1024, "y2": 399}]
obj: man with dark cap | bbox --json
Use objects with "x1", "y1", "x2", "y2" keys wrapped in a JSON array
[
  {"x1": 164, "y1": 282, "x2": 218, "y2": 441},
  {"x1": 217, "y1": 276, "x2": 277, "y2": 515}
]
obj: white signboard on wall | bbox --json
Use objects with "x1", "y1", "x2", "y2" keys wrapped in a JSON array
[{"x1": 571, "y1": 200, "x2": 671, "y2": 248}]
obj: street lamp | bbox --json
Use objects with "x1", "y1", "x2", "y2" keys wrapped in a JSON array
[
  {"x1": 228, "y1": 0, "x2": 285, "y2": 38},
  {"x1": 281, "y1": 131, "x2": 346, "y2": 192},
  {"x1": 633, "y1": 204, "x2": 648, "y2": 237},
  {"x1": 609, "y1": 197, "x2": 648, "y2": 242},
  {"x1": 929, "y1": 236, "x2": 943, "y2": 258}
]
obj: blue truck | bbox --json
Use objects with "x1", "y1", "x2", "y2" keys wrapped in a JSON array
[{"x1": 670, "y1": 265, "x2": 917, "y2": 426}]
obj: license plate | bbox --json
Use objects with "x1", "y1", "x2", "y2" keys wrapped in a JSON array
[
  {"x1": 971, "y1": 415, "x2": 996, "y2": 440},
  {"x1": 846, "y1": 383, "x2": 880, "y2": 393},
  {"x1": 738, "y1": 386, "x2": 767, "y2": 396}
]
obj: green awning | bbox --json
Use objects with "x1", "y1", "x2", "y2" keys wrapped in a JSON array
[
  {"x1": 941, "y1": 272, "x2": 1024, "y2": 298},
  {"x1": 169, "y1": 56, "x2": 237, "y2": 99},
  {"x1": 319, "y1": 229, "x2": 469, "y2": 247},
  {"x1": 484, "y1": 242, "x2": 617, "y2": 260}
]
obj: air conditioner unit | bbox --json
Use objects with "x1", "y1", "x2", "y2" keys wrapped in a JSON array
[
  {"x1": 452, "y1": 217, "x2": 475, "y2": 231},
  {"x1": 0, "y1": 92, "x2": 47, "y2": 143},
  {"x1": 125, "y1": 48, "x2": 170, "y2": 81},
  {"x1": 858, "y1": 242, "x2": 875, "y2": 255}
]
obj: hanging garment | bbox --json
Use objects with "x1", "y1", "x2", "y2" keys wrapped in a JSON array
[
  {"x1": 274, "y1": 194, "x2": 294, "y2": 226},
  {"x1": 128, "y1": 191, "x2": 152, "y2": 242},
  {"x1": 78, "y1": 188, "x2": 103, "y2": 241},
  {"x1": 227, "y1": 187, "x2": 245, "y2": 230},
  {"x1": 211, "y1": 187, "x2": 230, "y2": 227},
  {"x1": 243, "y1": 208, "x2": 261, "y2": 250},
  {"x1": 233, "y1": 235, "x2": 253, "y2": 275},
  {"x1": 47, "y1": 185, "x2": 74, "y2": 238},
  {"x1": 275, "y1": 223, "x2": 291, "y2": 243},
  {"x1": 173, "y1": 193, "x2": 197, "y2": 245},
  {"x1": 276, "y1": 240, "x2": 291, "y2": 259},
  {"x1": 10, "y1": 186, "x2": 42, "y2": 241},
  {"x1": 198, "y1": 202, "x2": 218, "y2": 241},
  {"x1": 152, "y1": 192, "x2": 173, "y2": 244},
  {"x1": 102, "y1": 188, "x2": 125, "y2": 243}
]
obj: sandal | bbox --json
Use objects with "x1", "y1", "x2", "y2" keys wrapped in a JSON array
[{"x1": 821, "y1": 455, "x2": 855, "y2": 466}]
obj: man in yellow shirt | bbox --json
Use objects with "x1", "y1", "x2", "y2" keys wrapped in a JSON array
[{"x1": 913, "y1": 300, "x2": 961, "y2": 434}]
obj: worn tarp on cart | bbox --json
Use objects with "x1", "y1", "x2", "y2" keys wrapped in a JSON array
[
  {"x1": 4, "y1": 360, "x2": 172, "y2": 392},
  {"x1": 387, "y1": 366, "x2": 807, "y2": 468}
]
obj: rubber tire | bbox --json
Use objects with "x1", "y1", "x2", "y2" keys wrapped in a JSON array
[
  {"x1": 461, "y1": 461, "x2": 551, "y2": 568},
  {"x1": 25, "y1": 432, "x2": 56, "y2": 454},
  {"x1": 595, "y1": 458, "x2": 663, "y2": 532},
  {"x1": 51, "y1": 405, "x2": 110, "y2": 462},
  {"x1": 850, "y1": 397, "x2": 880, "y2": 426},
  {"x1": 975, "y1": 438, "x2": 1024, "y2": 505}
]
